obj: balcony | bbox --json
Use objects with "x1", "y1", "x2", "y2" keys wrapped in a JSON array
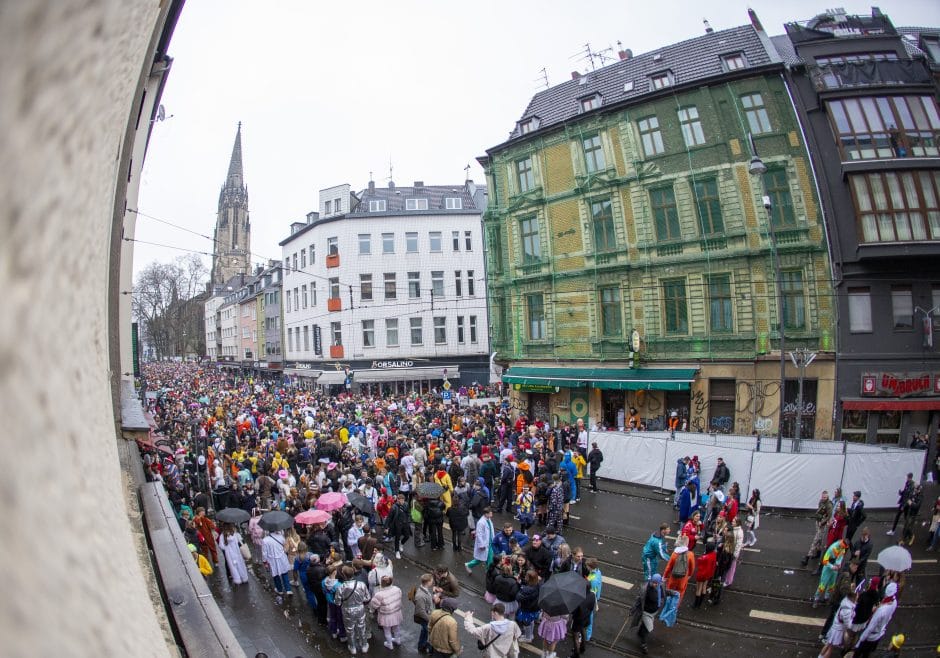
[
  {"x1": 327, "y1": 297, "x2": 342, "y2": 312},
  {"x1": 326, "y1": 252, "x2": 340, "y2": 268},
  {"x1": 809, "y1": 60, "x2": 931, "y2": 92},
  {"x1": 330, "y1": 344, "x2": 344, "y2": 359}
]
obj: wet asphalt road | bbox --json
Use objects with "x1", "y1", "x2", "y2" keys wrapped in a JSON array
[{"x1": 209, "y1": 479, "x2": 940, "y2": 658}]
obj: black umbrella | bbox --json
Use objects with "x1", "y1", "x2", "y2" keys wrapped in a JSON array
[
  {"x1": 416, "y1": 482, "x2": 444, "y2": 499},
  {"x1": 259, "y1": 510, "x2": 295, "y2": 531},
  {"x1": 215, "y1": 507, "x2": 251, "y2": 524},
  {"x1": 347, "y1": 493, "x2": 375, "y2": 515},
  {"x1": 538, "y1": 571, "x2": 588, "y2": 616}
]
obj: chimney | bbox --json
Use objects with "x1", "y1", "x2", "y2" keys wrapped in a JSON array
[
  {"x1": 704, "y1": 18, "x2": 714, "y2": 33},
  {"x1": 748, "y1": 8, "x2": 766, "y2": 33},
  {"x1": 466, "y1": 179, "x2": 476, "y2": 196},
  {"x1": 414, "y1": 180, "x2": 424, "y2": 188},
  {"x1": 571, "y1": 71, "x2": 581, "y2": 80},
  {"x1": 388, "y1": 180, "x2": 395, "y2": 189},
  {"x1": 368, "y1": 180, "x2": 375, "y2": 193},
  {"x1": 618, "y1": 49, "x2": 633, "y2": 60}
]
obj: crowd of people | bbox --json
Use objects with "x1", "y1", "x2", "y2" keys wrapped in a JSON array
[{"x1": 138, "y1": 362, "x2": 925, "y2": 658}]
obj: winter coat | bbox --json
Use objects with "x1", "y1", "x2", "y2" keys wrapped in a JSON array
[
  {"x1": 492, "y1": 572, "x2": 520, "y2": 603},
  {"x1": 428, "y1": 609, "x2": 461, "y2": 655},
  {"x1": 473, "y1": 516, "x2": 495, "y2": 562},
  {"x1": 424, "y1": 499, "x2": 445, "y2": 524},
  {"x1": 463, "y1": 616, "x2": 521, "y2": 658},
  {"x1": 368, "y1": 585, "x2": 403, "y2": 628}
]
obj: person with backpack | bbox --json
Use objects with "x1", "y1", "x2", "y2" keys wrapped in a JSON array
[
  {"x1": 586, "y1": 443, "x2": 604, "y2": 493},
  {"x1": 385, "y1": 493, "x2": 412, "y2": 559},
  {"x1": 428, "y1": 597, "x2": 462, "y2": 658},
  {"x1": 662, "y1": 535, "x2": 695, "y2": 602},
  {"x1": 447, "y1": 487, "x2": 470, "y2": 552}
]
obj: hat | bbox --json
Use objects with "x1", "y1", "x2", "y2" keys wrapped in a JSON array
[
  {"x1": 278, "y1": 469, "x2": 289, "y2": 480},
  {"x1": 440, "y1": 597, "x2": 459, "y2": 612},
  {"x1": 187, "y1": 543, "x2": 198, "y2": 553},
  {"x1": 651, "y1": 573, "x2": 663, "y2": 583},
  {"x1": 532, "y1": 534, "x2": 542, "y2": 541},
  {"x1": 671, "y1": 411, "x2": 678, "y2": 417},
  {"x1": 327, "y1": 462, "x2": 337, "y2": 471}
]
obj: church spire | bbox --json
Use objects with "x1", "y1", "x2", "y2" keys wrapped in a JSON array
[{"x1": 226, "y1": 121, "x2": 243, "y2": 183}]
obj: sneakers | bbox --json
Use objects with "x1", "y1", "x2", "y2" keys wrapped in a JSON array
[
  {"x1": 886, "y1": 530, "x2": 895, "y2": 536},
  {"x1": 465, "y1": 562, "x2": 473, "y2": 575},
  {"x1": 395, "y1": 551, "x2": 402, "y2": 559},
  {"x1": 384, "y1": 642, "x2": 394, "y2": 650},
  {"x1": 349, "y1": 646, "x2": 357, "y2": 655},
  {"x1": 362, "y1": 643, "x2": 369, "y2": 652}
]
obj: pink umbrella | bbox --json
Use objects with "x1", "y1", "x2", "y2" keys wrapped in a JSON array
[
  {"x1": 295, "y1": 509, "x2": 331, "y2": 525},
  {"x1": 315, "y1": 491, "x2": 348, "y2": 512}
]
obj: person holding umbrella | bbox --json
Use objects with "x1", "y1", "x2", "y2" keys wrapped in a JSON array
[{"x1": 537, "y1": 572, "x2": 586, "y2": 658}]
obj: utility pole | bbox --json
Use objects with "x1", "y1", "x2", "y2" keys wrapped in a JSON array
[{"x1": 789, "y1": 348, "x2": 817, "y2": 452}]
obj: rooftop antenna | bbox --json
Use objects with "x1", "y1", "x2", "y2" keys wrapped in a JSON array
[
  {"x1": 571, "y1": 42, "x2": 615, "y2": 72},
  {"x1": 704, "y1": 18, "x2": 714, "y2": 33},
  {"x1": 534, "y1": 67, "x2": 549, "y2": 89},
  {"x1": 386, "y1": 158, "x2": 394, "y2": 184}
]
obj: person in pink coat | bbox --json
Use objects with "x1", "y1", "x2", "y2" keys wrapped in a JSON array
[{"x1": 368, "y1": 575, "x2": 403, "y2": 649}]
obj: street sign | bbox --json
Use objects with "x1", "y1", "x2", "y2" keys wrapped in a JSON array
[
  {"x1": 442, "y1": 390, "x2": 453, "y2": 403},
  {"x1": 442, "y1": 380, "x2": 451, "y2": 391}
]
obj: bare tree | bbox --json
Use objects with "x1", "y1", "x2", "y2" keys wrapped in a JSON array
[{"x1": 133, "y1": 255, "x2": 208, "y2": 359}]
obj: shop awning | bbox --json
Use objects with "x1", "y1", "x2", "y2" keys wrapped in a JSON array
[
  {"x1": 843, "y1": 398, "x2": 940, "y2": 411},
  {"x1": 317, "y1": 371, "x2": 348, "y2": 385},
  {"x1": 284, "y1": 368, "x2": 321, "y2": 378},
  {"x1": 355, "y1": 366, "x2": 458, "y2": 383},
  {"x1": 502, "y1": 366, "x2": 698, "y2": 391}
]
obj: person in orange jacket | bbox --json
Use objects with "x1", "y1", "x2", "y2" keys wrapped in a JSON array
[{"x1": 663, "y1": 535, "x2": 695, "y2": 601}]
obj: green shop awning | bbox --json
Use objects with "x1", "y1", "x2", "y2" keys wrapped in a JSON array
[{"x1": 503, "y1": 366, "x2": 698, "y2": 391}]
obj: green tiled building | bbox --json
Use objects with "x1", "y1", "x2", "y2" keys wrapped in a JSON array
[{"x1": 479, "y1": 13, "x2": 836, "y2": 437}]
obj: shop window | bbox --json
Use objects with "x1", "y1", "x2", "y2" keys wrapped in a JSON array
[
  {"x1": 841, "y1": 409, "x2": 869, "y2": 442},
  {"x1": 876, "y1": 410, "x2": 902, "y2": 444},
  {"x1": 708, "y1": 379, "x2": 736, "y2": 433}
]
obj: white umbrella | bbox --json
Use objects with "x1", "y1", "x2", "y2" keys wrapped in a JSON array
[{"x1": 876, "y1": 545, "x2": 912, "y2": 572}]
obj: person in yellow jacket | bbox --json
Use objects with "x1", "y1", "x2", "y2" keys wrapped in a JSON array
[
  {"x1": 339, "y1": 426, "x2": 350, "y2": 444},
  {"x1": 189, "y1": 544, "x2": 213, "y2": 577},
  {"x1": 270, "y1": 451, "x2": 289, "y2": 474},
  {"x1": 433, "y1": 469, "x2": 454, "y2": 510},
  {"x1": 573, "y1": 451, "x2": 587, "y2": 479}
]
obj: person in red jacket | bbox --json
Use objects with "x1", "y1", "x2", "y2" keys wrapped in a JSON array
[{"x1": 691, "y1": 540, "x2": 717, "y2": 608}]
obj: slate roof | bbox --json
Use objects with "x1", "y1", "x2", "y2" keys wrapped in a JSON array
[
  {"x1": 508, "y1": 24, "x2": 775, "y2": 142},
  {"x1": 770, "y1": 25, "x2": 940, "y2": 67},
  {"x1": 348, "y1": 183, "x2": 486, "y2": 217}
]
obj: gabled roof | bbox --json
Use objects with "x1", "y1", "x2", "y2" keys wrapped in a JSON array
[{"x1": 507, "y1": 24, "x2": 774, "y2": 142}]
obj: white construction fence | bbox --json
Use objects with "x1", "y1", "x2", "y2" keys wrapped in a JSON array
[{"x1": 591, "y1": 430, "x2": 927, "y2": 510}]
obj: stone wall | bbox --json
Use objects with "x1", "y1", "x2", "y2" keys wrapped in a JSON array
[{"x1": 0, "y1": 2, "x2": 170, "y2": 656}]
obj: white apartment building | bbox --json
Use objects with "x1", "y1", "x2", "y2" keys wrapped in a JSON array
[
  {"x1": 280, "y1": 180, "x2": 490, "y2": 392},
  {"x1": 203, "y1": 294, "x2": 224, "y2": 359}
]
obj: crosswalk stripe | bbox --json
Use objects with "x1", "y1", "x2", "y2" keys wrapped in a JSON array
[
  {"x1": 749, "y1": 609, "x2": 824, "y2": 627},
  {"x1": 603, "y1": 575, "x2": 634, "y2": 590}
]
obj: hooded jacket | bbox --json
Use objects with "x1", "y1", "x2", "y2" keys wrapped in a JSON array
[{"x1": 463, "y1": 616, "x2": 521, "y2": 658}]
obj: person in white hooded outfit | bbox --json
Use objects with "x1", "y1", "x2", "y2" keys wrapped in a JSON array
[{"x1": 464, "y1": 603, "x2": 521, "y2": 658}]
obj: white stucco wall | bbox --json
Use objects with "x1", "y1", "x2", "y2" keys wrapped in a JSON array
[{"x1": 0, "y1": 2, "x2": 171, "y2": 656}]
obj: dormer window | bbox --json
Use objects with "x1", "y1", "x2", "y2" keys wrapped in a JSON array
[
  {"x1": 579, "y1": 94, "x2": 602, "y2": 112},
  {"x1": 920, "y1": 37, "x2": 940, "y2": 63},
  {"x1": 369, "y1": 199, "x2": 386, "y2": 212},
  {"x1": 406, "y1": 198, "x2": 429, "y2": 211},
  {"x1": 445, "y1": 197, "x2": 463, "y2": 210},
  {"x1": 650, "y1": 71, "x2": 674, "y2": 90},
  {"x1": 721, "y1": 52, "x2": 747, "y2": 71},
  {"x1": 519, "y1": 117, "x2": 541, "y2": 135}
]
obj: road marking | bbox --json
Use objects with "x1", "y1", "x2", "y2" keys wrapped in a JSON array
[
  {"x1": 743, "y1": 548, "x2": 761, "y2": 553},
  {"x1": 912, "y1": 559, "x2": 937, "y2": 564},
  {"x1": 749, "y1": 609, "x2": 824, "y2": 627},
  {"x1": 604, "y1": 575, "x2": 635, "y2": 591},
  {"x1": 568, "y1": 515, "x2": 581, "y2": 520},
  {"x1": 455, "y1": 609, "x2": 542, "y2": 655}
]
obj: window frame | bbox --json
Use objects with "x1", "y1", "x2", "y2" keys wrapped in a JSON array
[
  {"x1": 599, "y1": 286, "x2": 622, "y2": 337},
  {"x1": 359, "y1": 274, "x2": 372, "y2": 302},
  {"x1": 410, "y1": 317, "x2": 423, "y2": 346},
  {"x1": 721, "y1": 52, "x2": 747, "y2": 71},
  {"x1": 469, "y1": 315, "x2": 478, "y2": 344},
  {"x1": 452, "y1": 230, "x2": 460, "y2": 251},
  {"x1": 707, "y1": 274, "x2": 734, "y2": 334},
  {"x1": 362, "y1": 319, "x2": 375, "y2": 348},
  {"x1": 406, "y1": 232, "x2": 418, "y2": 253},
  {"x1": 677, "y1": 105, "x2": 706, "y2": 147},
  {"x1": 467, "y1": 270, "x2": 475, "y2": 296},
  {"x1": 781, "y1": 269, "x2": 806, "y2": 331},
  {"x1": 384, "y1": 272, "x2": 397, "y2": 300},
  {"x1": 327, "y1": 236, "x2": 338, "y2": 256},
  {"x1": 408, "y1": 271, "x2": 421, "y2": 299},
  {"x1": 650, "y1": 71, "x2": 674, "y2": 90},
  {"x1": 763, "y1": 168, "x2": 797, "y2": 228},
  {"x1": 457, "y1": 316, "x2": 465, "y2": 344},
  {"x1": 358, "y1": 233, "x2": 371, "y2": 256},
  {"x1": 650, "y1": 186, "x2": 682, "y2": 241},
  {"x1": 454, "y1": 270, "x2": 462, "y2": 297},
  {"x1": 591, "y1": 198, "x2": 616, "y2": 252},
  {"x1": 433, "y1": 316, "x2": 447, "y2": 344},
  {"x1": 429, "y1": 231, "x2": 442, "y2": 252},
  {"x1": 405, "y1": 198, "x2": 429, "y2": 211},
  {"x1": 638, "y1": 116, "x2": 665, "y2": 156},
  {"x1": 527, "y1": 293, "x2": 546, "y2": 340},
  {"x1": 520, "y1": 215, "x2": 541, "y2": 263},
  {"x1": 848, "y1": 287, "x2": 873, "y2": 333},
  {"x1": 582, "y1": 133, "x2": 606, "y2": 173},
  {"x1": 850, "y1": 170, "x2": 940, "y2": 243},
  {"x1": 445, "y1": 197, "x2": 463, "y2": 210},
  {"x1": 694, "y1": 177, "x2": 724, "y2": 235},
  {"x1": 662, "y1": 278, "x2": 689, "y2": 335},
  {"x1": 431, "y1": 271, "x2": 444, "y2": 298},
  {"x1": 741, "y1": 92, "x2": 772, "y2": 135},
  {"x1": 386, "y1": 318, "x2": 399, "y2": 347},
  {"x1": 891, "y1": 286, "x2": 913, "y2": 330},
  {"x1": 330, "y1": 321, "x2": 342, "y2": 347},
  {"x1": 516, "y1": 156, "x2": 535, "y2": 193},
  {"x1": 382, "y1": 232, "x2": 394, "y2": 254},
  {"x1": 369, "y1": 199, "x2": 387, "y2": 212}
]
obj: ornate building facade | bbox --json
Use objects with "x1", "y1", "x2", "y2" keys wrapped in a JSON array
[{"x1": 211, "y1": 123, "x2": 251, "y2": 286}]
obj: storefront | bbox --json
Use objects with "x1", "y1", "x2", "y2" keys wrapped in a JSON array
[{"x1": 840, "y1": 371, "x2": 940, "y2": 445}]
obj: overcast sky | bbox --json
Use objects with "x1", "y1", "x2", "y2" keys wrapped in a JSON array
[{"x1": 135, "y1": 0, "x2": 940, "y2": 278}]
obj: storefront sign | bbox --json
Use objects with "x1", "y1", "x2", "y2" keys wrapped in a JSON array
[
  {"x1": 372, "y1": 360, "x2": 415, "y2": 369},
  {"x1": 512, "y1": 383, "x2": 560, "y2": 393},
  {"x1": 861, "y1": 372, "x2": 940, "y2": 398},
  {"x1": 313, "y1": 325, "x2": 322, "y2": 356}
]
